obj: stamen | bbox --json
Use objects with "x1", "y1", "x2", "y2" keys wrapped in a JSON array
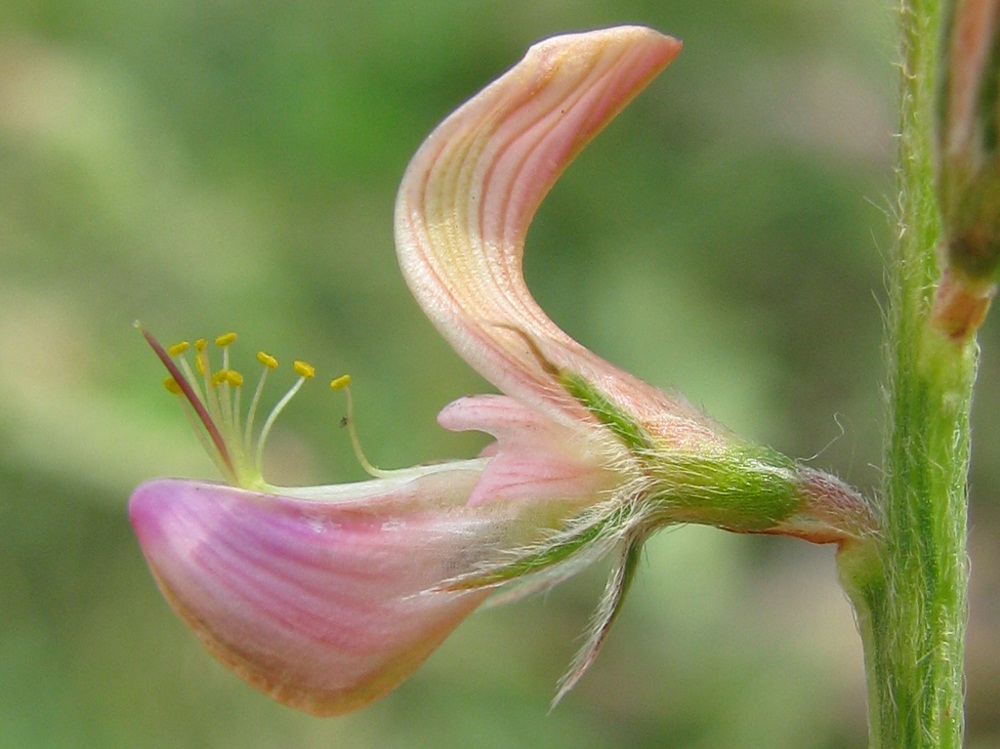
[
  {"x1": 193, "y1": 338, "x2": 208, "y2": 375},
  {"x1": 294, "y1": 360, "x2": 316, "y2": 378},
  {"x1": 208, "y1": 369, "x2": 232, "y2": 435},
  {"x1": 225, "y1": 369, "x2": 244, "y2": 453},
  {"x1": 142, "y1": 325, "x2": 347, "y2": 492},
  {"x1": 194, "y1": 339, "x2": 207, "y2": 375},
  {"x1": 216, "y1": 332, "x2": 237, "y2": 378},
  {"x1": 335, "y1": 379, "x2": 392, "y2": 479},
  {"x1": 255, "y1": 360, "x2": 316, "y2": 473},
  {"x1": 245, "y1": 352, "x2": 278, "y2": 452},
  {"x1": 198, "y1": 342, "x2": 230, "y2": 437}
]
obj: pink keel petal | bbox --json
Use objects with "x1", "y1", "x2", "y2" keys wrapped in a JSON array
[{"x1": 130, "y1": 476, "x2": 494, "y2": 715}]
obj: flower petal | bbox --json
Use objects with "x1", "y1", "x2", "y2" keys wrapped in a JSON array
[
  {"x1": 438, "y1": 394, "x2": 617, "y2": 507},
  {"x1": 130, "y1": 469, "x2": 509, "y2": 716},
  {"x1": 395, "y1": 26, "x2": 713, "y2": 444}
]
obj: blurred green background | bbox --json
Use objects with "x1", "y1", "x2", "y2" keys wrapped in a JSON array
[{"x1": 3, "y1": 0, "x2": 1000, "y2": 747}]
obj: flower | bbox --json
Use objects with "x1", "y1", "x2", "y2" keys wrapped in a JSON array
[{"x1": 131, "y1": 26, "x2": 873, "y2": 716}]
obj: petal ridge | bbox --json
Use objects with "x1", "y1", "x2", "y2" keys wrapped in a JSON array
[{"x1": 395, "y1": 27, "x2": 698, "y2": 438}]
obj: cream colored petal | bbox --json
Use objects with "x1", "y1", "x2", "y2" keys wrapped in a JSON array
[{"x1": 396, "y1": 26, "x2": 716, "y2": 445}]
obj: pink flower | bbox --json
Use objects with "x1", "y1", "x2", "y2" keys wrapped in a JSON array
[{"x1": 131, "y1": 26, "x2": 872, "y2": 716}]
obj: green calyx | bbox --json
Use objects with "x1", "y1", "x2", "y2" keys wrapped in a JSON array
[
  {"x1": 559, "y1": 366, "x2": 827, "y2": 535},
  {"x1": 642, "y1": 448, "x2": 802, "y2": 532}
]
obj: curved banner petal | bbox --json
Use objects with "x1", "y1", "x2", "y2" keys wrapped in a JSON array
[{"x1": 395, "y1": 27, "x2": 713, "y2": 443}]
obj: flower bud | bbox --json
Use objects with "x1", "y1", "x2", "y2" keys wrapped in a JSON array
[
  {"x1": 937, "y1": 0, "x2": 1000, "y2": 282},
  {"x1": 932, "y1": 0, "x2": 1000, "y2": 337}
]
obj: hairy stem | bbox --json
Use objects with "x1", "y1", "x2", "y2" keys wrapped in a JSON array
[{"x1": 839, "y1": 0, "x2": 978, "y2": 746}]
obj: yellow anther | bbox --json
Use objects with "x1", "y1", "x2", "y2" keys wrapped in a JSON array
[
  {"x1": 293, "y1": 361, "x2": 316, "y2": 378},
  {"x1": 195, "y1": 338, "x2": 207, "y2": 352},
  {"x1": 330, "y1": 374, "x2": 352, "y2": 390},
  {"x1": 163, "y1": 376, "x2": 183, "y2": 395},
  {"x1": 211, "y1": 370, "x2": 229, "y2": 387},
  {"x1": 257, "y1": 351, "x2": 278, "y2": 369},
  {"x1": 167, "y1": 341, "x2": 190, "y2": 357},
  {"x1": 226, "y1": 370, "x2": 244, "y2": 387},
  {"x1": 215, "y1": 332, "x2": 238, "y2": 347},
  {"x1": 195, "y1": 354, "x2": 206, "y2": 376}
]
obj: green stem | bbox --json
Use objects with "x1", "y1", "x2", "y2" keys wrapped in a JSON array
[{"x1": 839, "y1": 1, "x2": 979, "y2": 746}]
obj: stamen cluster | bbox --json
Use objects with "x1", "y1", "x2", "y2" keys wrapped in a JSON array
[{"x1": 138, "y1": 325, "x2": 349, "y2": 490}]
